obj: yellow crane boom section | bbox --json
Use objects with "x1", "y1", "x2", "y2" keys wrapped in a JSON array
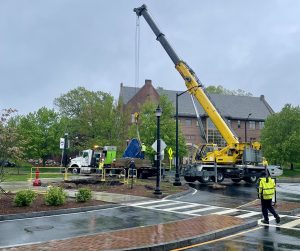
[{"x1": 176, "y1": 62, "x2": 239, "y2": 146}]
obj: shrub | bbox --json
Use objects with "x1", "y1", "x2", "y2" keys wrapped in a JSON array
[
  {"x1": 75, "y1": 188, "x2": 92, "y2": 202},
  {"x1": 44, "y1": 186, "x2": 67, "y2": 206},
  {"x1": 14, "y1": 190, "x2": 37, "y2": 207}
]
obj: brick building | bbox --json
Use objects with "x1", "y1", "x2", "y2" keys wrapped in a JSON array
[{"x1": 119, "y1": 79, "x2": 274, "y2": 150}]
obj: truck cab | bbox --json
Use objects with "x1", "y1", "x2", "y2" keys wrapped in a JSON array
[{"x1": 69, "y1": 146, "x2": 116, "y2": 174}]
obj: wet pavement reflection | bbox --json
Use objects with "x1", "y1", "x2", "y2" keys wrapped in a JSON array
[
  {"x1": 185, "y1": 225, "x2": 300, "y2": 250},
  {"x1": 0, "y1": 206, "x2": 189, "y2": 247}
]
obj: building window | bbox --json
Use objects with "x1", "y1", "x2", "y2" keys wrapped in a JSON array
[
  {"x1": 185, "y1": 119, "x2": 192, "y2": 126},
  {"x1": 249, "y1": 121, "x2": 255, "y2": 129},
  {"x1": 207, "y1": 118, "x2": 216, "y2": 129},
  {"x1": 186, "y1": 135, "x2": 196, "y2": 140},
  {"x1": 259, "y1": 121, "x2": 264, "y2": 129},
  {"x1": 237, "y1": 120, "x2": 241, "y2": 128},
  {"x1": 207, "y1": 129, "x2": 226, "y2": 147}
]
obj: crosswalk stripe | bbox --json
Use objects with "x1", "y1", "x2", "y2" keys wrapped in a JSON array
[
  {"x1": 237, "y1": 212, "x2": 261, "y2": 218},
  {"x1": 148, "y1": 202, "x2": 183, "y2": 208},
  {"x1": 184, "y1": 206, "x2": 219, "y2": 214},
  {"x1": 163, "y1": 204, "x2": 201, "y2": 211},
  {"x1": 130, "y1": 200, "x2": 170, "y2": 206},
  {"x1": 281, "y1": 218, "x2": 300, "y2": 228},
  {"x1": 213, "y1": 209, "x2": 238, "y2": 215}
]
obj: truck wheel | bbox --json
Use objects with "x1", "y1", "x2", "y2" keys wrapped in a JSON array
[
  {"x1": 72, "y1": 168, "x2": 79, "y2": 174},
  {"x1": 210, "y1": 173, "x2": 224, "y2": 183},
  {"x1": 184, "y1": 176, "x2": 197, "y2": 182},
  {"x1": 198, "y1": 175, "x2": 210, "y2": 183},
  {"x1": 231, "y1": 178, "x2": 242, "y2": 183},
  {"x1": 244, "y1": 175, "x2": 258, "y2": 184}
]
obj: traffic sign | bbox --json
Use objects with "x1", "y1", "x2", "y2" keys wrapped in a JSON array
[
  {"x1": 151, "y1": 139, "x2": 167, "y2": 152},
  {"x1": 168, "y1": 147, "x2": 173, "y2": 158},
  {"x1": 59, "y1": 138, "x2": 65, "y2": 149}
]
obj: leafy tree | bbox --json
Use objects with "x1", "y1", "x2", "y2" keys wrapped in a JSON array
[
  {"x1": 261, "y1": 104, "x2": 300, "y2": 169},
  {"x1": 17, "y1": 107, "x2": 66, "y2": 166},
  {"x1": 0, "y1": 109, "x2": 24, "y2": 161},
  {"x1": 54, "y1": 87, "x2": 130, "y2": 154},
  {"x1": 206, "y1": 85, "x2": 253, "y2": 96},
  {"x1": 129, "y1": 95, "x2": 187, "y2": 161},
  {"x1": 0, "y1": 109, "x2": 24, "y2": 182}
]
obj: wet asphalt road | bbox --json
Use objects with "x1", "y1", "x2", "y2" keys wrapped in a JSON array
[
  {"x1": 183, "y1": 221, "x2": 300, "y2": 250},
  {"x1": 0, "y1": 206, "x2": 189, "y2": 248},
  {"x1": 1, "y1": 180, "x2": 300, "y2": 249},
  {"x1": 174, "y1": 180, "x2": 300, "y2": 251},
  {"x1": 180, "y1": 181, "x2": 300, "y2": 207}
]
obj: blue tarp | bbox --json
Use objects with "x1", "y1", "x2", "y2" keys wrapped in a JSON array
[{"x1": 122, "y1": 138, "x2": 143, "y2": 159}]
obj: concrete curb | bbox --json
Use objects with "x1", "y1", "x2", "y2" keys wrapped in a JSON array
[
  {"x1": 119, "y1": 220, "x2": 258, "y2": 251},
  {"x1": 0, "y1": 204, "x2": 118, "y2": 221}
]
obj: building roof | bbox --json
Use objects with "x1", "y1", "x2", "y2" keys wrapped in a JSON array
[{"x1": 120, "y1": 83, "x2": 274, "y2": 121}]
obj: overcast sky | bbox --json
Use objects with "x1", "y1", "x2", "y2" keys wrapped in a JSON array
[{"x1": 1, "y1": 0, "x2": 299, "y2": 115}]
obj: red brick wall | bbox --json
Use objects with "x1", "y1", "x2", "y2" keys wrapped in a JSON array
[{"x1": 124, "y1": 80, "x2": 160, "y2": 114}]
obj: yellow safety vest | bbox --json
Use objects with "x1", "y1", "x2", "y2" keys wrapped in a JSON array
[
  {"x1": 141, "y1": 144, "x2": 146, "y2": 152},
  {"x1": 259, "y1": 177, "x2": 275, "y2": 200}
]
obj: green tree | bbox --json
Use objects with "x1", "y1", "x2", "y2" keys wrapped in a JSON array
[
  {"x1": 129, "y1": 95, "x2": 187, "y2": 161},
  {"x1": 261, "y1": 104, "x2": 300, "y2": 169},
  {"x1": 54, "y1": 87, "x2": 129, "y2": 153},
  {"x1": 0, "y1": 109, "x2": 23, "y2": 162},
  {"x1": 17, "y1": 107, "x2": 65, "y2": 166},
  {"x1": 206, "y1": 85, "x2": 253, "y2": 96},
  {"x1": 0, "y1": 109, "x2": 24, "y2": 182}
]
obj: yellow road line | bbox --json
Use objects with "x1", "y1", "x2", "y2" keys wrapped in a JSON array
[{"x1": 171, "y1": 226, "x2": 262, "y2": 251}]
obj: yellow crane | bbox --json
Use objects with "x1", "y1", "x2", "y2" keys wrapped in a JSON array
[{"x1": 134, "y1": 4, "x2": 282, "y2": 184}]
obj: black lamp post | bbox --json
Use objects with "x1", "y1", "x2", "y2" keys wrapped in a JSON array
[
  {"x1": 174, "y1": 85, "x2": 201, "y2": 186},
  {"x1": 62, "y1": 133, "x2": 69, "y2": 167},
  {"x1": 154, "y1": 105, "x2": 162, "y2": 195},
  {"x1": 174, "y1": 93, "x2": 182, "y2": 186},
  {"x1": 244, "y1": 113, "x2": 252, "y2": 143}
]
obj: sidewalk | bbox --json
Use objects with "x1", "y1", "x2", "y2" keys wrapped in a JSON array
[{"x1": 1, "y1": 215, "x2": 256, "y2": 251}]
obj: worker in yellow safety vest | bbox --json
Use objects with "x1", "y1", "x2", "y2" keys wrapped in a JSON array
[
  {"x1": 141, "y1": 143, "x2": 146, "y2": 159},
  {"x1": 258, "y1": 172, "x2": 280, "y2": 224}
]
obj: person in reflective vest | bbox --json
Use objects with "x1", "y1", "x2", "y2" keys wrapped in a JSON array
[
  {"x1": 141, "y1": 143, "x2": 146, "y2": 159},
  {"x1": 258, "y1": 173, "x2": 280, "y2": 224}
]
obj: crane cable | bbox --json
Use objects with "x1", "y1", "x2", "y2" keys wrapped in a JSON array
[
  {"x1": 134, "y1": 16, "x2": 140, "y2": 93},
  {"x1": 135, "y1": 16, "x2": 141, "y2": 142}
]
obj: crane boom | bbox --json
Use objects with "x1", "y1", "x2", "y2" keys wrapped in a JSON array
[{"x1": 134, "y1": 4, "x2": 239, "y2": 147}]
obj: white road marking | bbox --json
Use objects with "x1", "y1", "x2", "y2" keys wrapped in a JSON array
[
  {"x1": 163, "y1": 204, "x2": 201, "y2": 211},
  {"x1": 213, "y1": 209, "x2": 238, "y2": 215},
  {"x1": 148, "y1": 202, "x2": 183, "y2": 208},
  {"x1": 281, "y1": 218, "x2": 300, "y2": 228},
  {"x1": 191, "y1": 188, "x2": 198, "y2": 195},
  {"x1": 237, "y1": 211, "x2": 260, "y2": 218},
  {"x1": 129, "y1": 200, "x2": 171, "y2": 206},
  {"x1": 185, "y1": 206, "x2": 219, "y2": 214}
]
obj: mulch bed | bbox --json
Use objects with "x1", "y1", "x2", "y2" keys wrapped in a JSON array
[
  {"x1": 0, "y1": 193, "x2": 107, "y2": 216},
  {"x1": 0, "y1": 179, "x2": 189, "y2": 216}
]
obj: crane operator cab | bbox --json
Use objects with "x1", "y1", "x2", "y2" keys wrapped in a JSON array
[{"x1": 195, "y1": 144, "x2": 219, "y2": 161}]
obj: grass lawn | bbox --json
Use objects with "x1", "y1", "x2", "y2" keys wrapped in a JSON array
[
  {"x1": 1, "y1": 166, "x2": 65, "y2": 182},
  {"x1": 280, "y1": 167, "x2": 300, "y2": 178}
]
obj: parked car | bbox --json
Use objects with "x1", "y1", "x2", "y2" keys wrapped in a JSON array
[{"x1": 0, "y1": 160, "x2": 16, "y2": 167}]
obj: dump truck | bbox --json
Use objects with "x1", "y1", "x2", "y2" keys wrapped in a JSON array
[
  {"x1": 134, "y1": 4, "x2": 282, "y2": 183},
  {"x1": 111, "y1": 138, "x2": 156, "y2": 179},
  {"x1": 69, "y1": 146, "x2": 116, "y2": 174}
]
